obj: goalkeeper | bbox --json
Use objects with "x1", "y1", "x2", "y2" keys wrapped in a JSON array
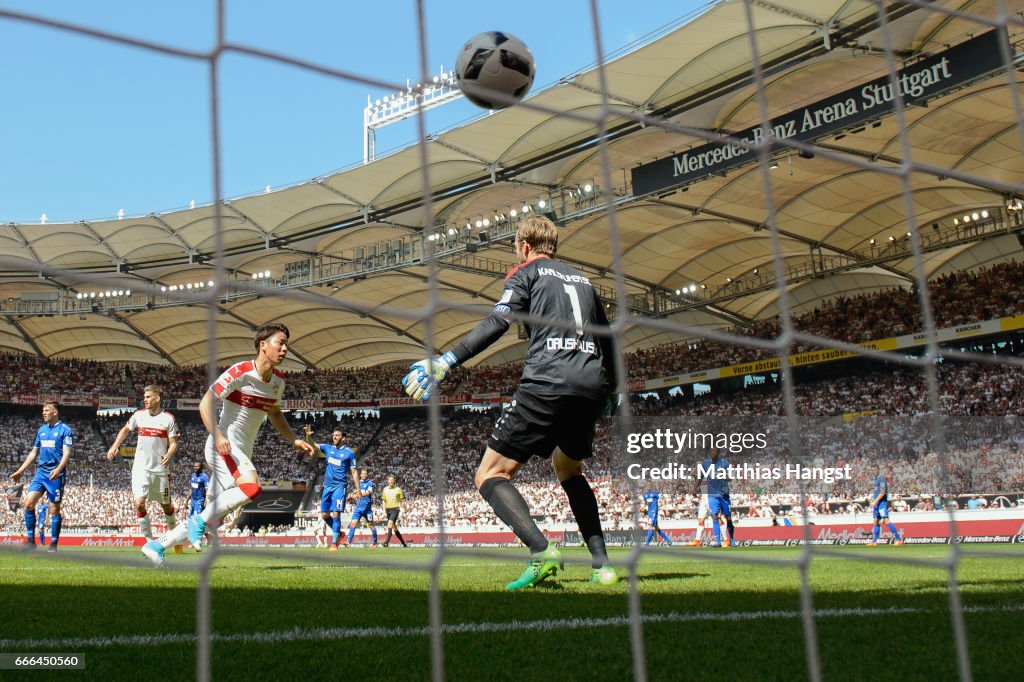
[{"x1": 402, "y1": 216, "x2": 620, "y2": 590}]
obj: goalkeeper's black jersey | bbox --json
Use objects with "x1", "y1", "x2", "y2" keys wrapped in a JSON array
[{"x1": 452, "y1": 256, "x2": 616, "y2": 399}]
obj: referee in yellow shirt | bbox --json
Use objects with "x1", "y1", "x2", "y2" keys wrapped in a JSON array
[{"x1": 381, "y1": 474, "x2": 408, "y2": 547}]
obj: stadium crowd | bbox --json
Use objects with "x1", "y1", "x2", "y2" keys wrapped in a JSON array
[
  {"x1": 0, "y1": 261, "x2": 1021, "y2": 406},
  {"x1": 2, "y1": 366, "x2": 1022, "y2": 533},
  {"x1": 0, "y1": 407, "x2": 392, "y2": 533},
  {"x1": 357, "y1": 394, "x2": 1024, "y2": 529},
  {"x1": 625, "y1": 260, "x2": 1024, "y2": 382},
  {"x1": 631, "y1": 362, "x2": 1024, "y2": 417},
  {"x1": 1, "y1": 260, "x2": 1023, "y2": 534}
]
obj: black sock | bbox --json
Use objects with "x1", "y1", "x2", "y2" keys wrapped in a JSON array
[
  {"x1": 479, "y1": 477, "x2": 548, "y2": 554},
  {"x1": 385, "y1": 528, "x2": 393, "y2": 543},
  {"x1": 561, "y1": 474, "x2": 608, "y2": 568},
  {"x1": 726, "y1": 518, "x2": 735, "y2": 540},
  {"x1": 394, "y1": 528, "x2": 406, "y2": 546}
]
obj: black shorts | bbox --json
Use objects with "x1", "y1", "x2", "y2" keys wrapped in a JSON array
[
  {"x1": 488, "y1": 388, "x2": 603, "y2": 464},
  {"x1": 386, "y1": 508, "x2": 400, "y2": 523}
]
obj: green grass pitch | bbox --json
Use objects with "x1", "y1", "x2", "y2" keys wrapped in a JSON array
[{"x1": 1, "y1": 545, "x2": 1021, "y2": 680}]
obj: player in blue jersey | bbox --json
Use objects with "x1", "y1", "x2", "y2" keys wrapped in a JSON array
[
  {"x1": 696, "y1": 449, "x2": 734, "y2": 547},
  {"x1": 867, "y1": 465, "x2": 904, "y2": 546},
  {"x1": 304, "y1": 424, "x2": 359, "y2": 550},
  {"x1": 189, "y1": 462, "x2": 209, "y2": 518},
  {"x1": 36, "y1": 497, "x2": 49, "y2": 545},
  {"x1": 642, "y1": 488, "x2": 673, "y2": 545},
  {"x1": 347, "y1": 468, "x2": 378, "y2": 547},
  {"x1": 723, "y1": 492, "x2": 737, "y2": 546},
  {"x1": 8, "y1": 402, "x2": 73, "y2": 551}
]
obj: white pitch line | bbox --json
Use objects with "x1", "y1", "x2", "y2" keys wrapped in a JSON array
[{"x1": 1, "y1": 603, "x2": 1022, "y2": 651}]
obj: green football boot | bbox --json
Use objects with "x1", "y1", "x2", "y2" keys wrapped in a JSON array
[
  {"x1": 505, "y1": 545, "x2": 563, "y2": 591},
  {"x1": 590, "y1": 565, "x2": 621, "y2": 585}
]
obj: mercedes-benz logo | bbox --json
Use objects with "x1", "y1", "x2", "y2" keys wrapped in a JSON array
[{"x1": 256, "y1": 498, "x2": 293, "y2": 510}]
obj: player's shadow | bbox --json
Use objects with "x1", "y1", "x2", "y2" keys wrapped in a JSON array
[
  {"x1": 636, "y1": 571, "x2": 709, "y2": 582},
  {"x1": 553, "y1": 571, "x2": 706, "y2": 583}
]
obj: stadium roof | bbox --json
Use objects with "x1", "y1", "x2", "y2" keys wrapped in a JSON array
[{"x1": 2, "y1": 0, "x2": 1022, "y2": 369}]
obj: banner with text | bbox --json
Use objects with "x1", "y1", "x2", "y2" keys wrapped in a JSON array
[
  {"x1": 3, "y1": 517, "x2": 1022, "y2": 548},
  {"x1": 642, "y1": 314, "x2": 1024, "y2": 390},
  {"x1": 631, "y1": 31, "x2": 1005, "y2": 196}
]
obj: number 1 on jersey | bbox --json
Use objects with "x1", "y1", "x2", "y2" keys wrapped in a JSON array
[{"x1": 562, "y1": 283, "x2": 584, "y2": 336}]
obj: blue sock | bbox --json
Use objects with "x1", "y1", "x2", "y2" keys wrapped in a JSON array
[
  {"x1": 347, "y1": 526, "x2": 355, "y2": 543},
  {"x1": 712, "y1": 518, "x2": 722, "y2": 544},
  {"x1": 659, "y1": 530, "x2": 672, "y2": 545},
  {"x1": 38, "y1": 532, "x2": 45, "y2": 544},
  {"x1": 888, "y1": 523, "x2": 901, "y2": 541},
  {"x1": 371, "y1": 528, "x2": 378, "y2": 544},
  {"x1": 331, "y1": 517, "x2": 341, "y2": 544},
  {"x1": 24, "y1": 510, "x2": 36, "y2": 543},
  {"x1": 872, "y1": 525, "x2": 880, "y2": 542},
  {"x1": 645, "y1": 529, "x2": 654, "y2": 545},
  {"x1": 50, "y1": 514, "x2": 61, "y2": 544}
]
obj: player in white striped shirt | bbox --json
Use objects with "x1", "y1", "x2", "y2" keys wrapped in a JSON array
[
  {"x1": 106, "y1": 385, "x2": 182, "y2": 551},
  {"x1": 142, "y1": 324, "x2": 316, "y2": 566}
]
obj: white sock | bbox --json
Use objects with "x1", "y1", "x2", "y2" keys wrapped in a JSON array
[
  {"x1": 200, "y1": 486, "x2": 253, "y2": 525},
  {"x1": 157, "y1": 488, "x2": 253, "y2": 550},
  {"x1": 159, "y1": 522, "x2": 189, "y2": 550},
  {"x1": 165, "y1": 512, "x2": 177, "y2": 530},
  {"x1": 139, "y1": 515, "x2": 152, "y2": 541}
]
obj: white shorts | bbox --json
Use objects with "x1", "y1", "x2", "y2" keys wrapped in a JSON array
[
  {"x1": 697, "y1": 495, "x2": 709, "y2": 522},
  {"x1": 204, "y1": 435, "x2": 258, "y2": 494},
  {"x1": 132, "y1": 469, "x2": 171, "y2": 504}
]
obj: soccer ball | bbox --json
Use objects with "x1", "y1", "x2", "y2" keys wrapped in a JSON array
[{"x1": 455, "y1": 31, "x2": 535, "y2": 110}]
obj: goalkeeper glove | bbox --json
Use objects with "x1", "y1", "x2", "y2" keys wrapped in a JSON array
[{"x1": 402, "y1": 351, "x2": 457, "y2": 401}]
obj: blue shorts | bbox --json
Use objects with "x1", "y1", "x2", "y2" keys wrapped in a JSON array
[
  {"x1": 28, "y1": 471, "x2": 65, "y2": 504},
  {"x1": 873, "y1": 501, "x2": 890, "y2": 519},
  {"x1": 189, "y1": 499, "x2": 205, "y2": 516},
  {"x1": 647, "y1": 514, "x2": 659, "y2": 527},
  {"x1": 321, "y1": 485, "x2": 349, "y2": 514},
  {"x1": 351, "y1": 506, "x2": 373, "y2": 524},
  {"x1": 708, "y1": 494, "x2": 730, "y2": 517}
]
